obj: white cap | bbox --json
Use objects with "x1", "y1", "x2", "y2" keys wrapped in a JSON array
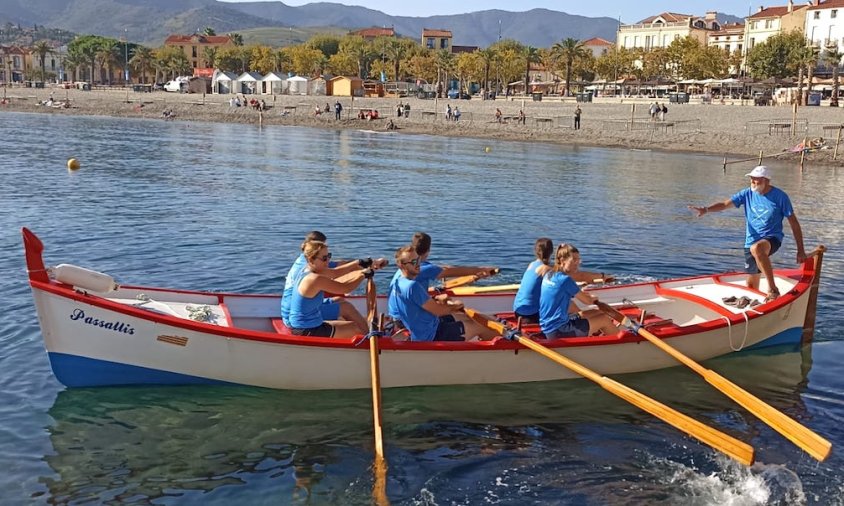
[{"x1": 745, "y1": 165, "x2": 771, "y2": 179}]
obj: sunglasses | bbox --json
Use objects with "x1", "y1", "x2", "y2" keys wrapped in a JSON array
[
  {"x1": 402, "y1": 257, "x2": 420, "y2": 266},
  {"x1": 319, "y1": 252, "x2": 332, "y2": 262}
]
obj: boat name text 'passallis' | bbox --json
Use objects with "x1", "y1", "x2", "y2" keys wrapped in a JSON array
[{"x1": 69, "y1": 309, "x2": 135, "y2": 335}]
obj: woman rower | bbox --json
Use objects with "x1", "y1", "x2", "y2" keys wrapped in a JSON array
[
  {"x1": 288, "y1": 240, "x2": 378, "y2": 338},
  {"x1": 539, "y1": 244, "x2": 618, "y2": 338},
  {"x1": 512, "y1": 237, "x2": 553, "y2": 324}
]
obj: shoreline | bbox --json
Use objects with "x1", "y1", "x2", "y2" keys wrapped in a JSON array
[{"x1": 4, "y1": 87, "x2": 843, "y2": 165}]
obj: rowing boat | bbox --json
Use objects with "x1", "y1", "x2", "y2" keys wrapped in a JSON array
[{"x1": 23, "y1": 228, "x2": 825, "y2": 390}]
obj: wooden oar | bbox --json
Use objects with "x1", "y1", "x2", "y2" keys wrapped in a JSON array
[
  {"x1": 448, "y1": 283, "x2": 521, "y2": 295},
  {"x1": 441, "y1": 268, "x2": 500, "y2": 290},
  {"x1": 365, "y1": 275, "x2": 389, "y2": 505},
  {"x1": 463, "y1": 308, "x2": 755, "y2": 465},
  {"x1": 595, "y1": 301, "x2": 831, "y2": 462}
]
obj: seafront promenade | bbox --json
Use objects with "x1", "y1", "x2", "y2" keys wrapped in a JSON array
[{"x1": 4, "y1": 86, "x2": 844, "y2": 163}]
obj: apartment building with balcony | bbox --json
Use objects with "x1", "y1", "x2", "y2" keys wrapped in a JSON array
[
  {"x1": 805, "y1": 0, "x2": 844, "y2": 52},
  {"x1": 617, "y1": 12, "x2": 722, "y2": 50},
  {"x1": 422, "y1": 29, "x2": 452, "y2": 51},
  {"x1": 744, "y1": 1, "x2": 809, "y2": 56},
  {"x1": 164, "y1": 34, "x2": 235, "y2": 70}
]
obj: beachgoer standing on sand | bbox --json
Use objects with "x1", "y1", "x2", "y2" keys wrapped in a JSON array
[
  {"x1": 518, "y1": 109, "x2": 526, "y2": 125},
  {"x1": 404, "y1": 103, "x2": 410, "y2": 118},
  {"x1": 397, "y1": 102, "x2": 403, "y2": 117},
  {"x1": 574, "y1": 105, "x2": 582, "y2": 130},
  {"x1": 454, "y1": 106, "x2": 461, "y2": 122},
  {"x1": 649, "y1": 102, "x2": 658, "y2": 120},
  {"x1": 688, "y1": 165, "x2": 806, "y2": 302},
  {"x1": 334, "y1": 101, "x2": 342, "y2": 120},
  {"x1": 495, "y1": 108, "x2": 502, "y2": 123},
  {"x1": 661, "y1": 103, "x2": 668, "y2": 121}
]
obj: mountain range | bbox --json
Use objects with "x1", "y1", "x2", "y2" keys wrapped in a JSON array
[{"x1": 1, "y1": 0, "x2": 740, "y2": 49}]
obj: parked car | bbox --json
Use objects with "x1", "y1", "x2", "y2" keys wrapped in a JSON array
[
  {"x1": 152, "y1": 82, "x2": 165, "y2": 91},
  {"x1": 164, "y1": 79, "x2": 187, "y2": 93},
  {"x1": 447, "y1": 89, "x2": 471, "y2": 99},
  {"x1": 753, "y1": 91, "x2": 772, "y2": 106}
]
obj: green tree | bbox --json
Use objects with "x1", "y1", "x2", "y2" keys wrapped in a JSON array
[
  {"x1": 307, "y1": 34, "x2": 342, "y2": 57},
  {"x1": 67, "y1": 35, "x2": 110, "y2": 83},
  {"x1": 746, "y1": 30, "x2": 806, "y2": 78},
  {"x1": 434, "y1": 49, "x2": 455, "y2": 96},
  {"x1": 282, "y1": 45, "x2": 326, "y2": 76},
  {"x1": 339, "y1": 36, "x2": 374, "y2": 78},
  {"x1": 455, "y1": 51, "x2": 483, "y2": 95},
  {"x1": 477, "y1": 47, "x2": 496, "y2": 95},
  {"x1": 202, "y1": 27, "x2": 216, "y2": 36},
  {"x1": 552, "y1": 37, "x2": 587, "y2": 96},
  {"x1": 250, "y1": 45, "x2": 277, "y2": 74},
  {"x1": 95, "y1": 39, "x2": 119, "y2": 83},
  {"x1": 203, "y1": 46, "x2": 218, "y2": 69}
]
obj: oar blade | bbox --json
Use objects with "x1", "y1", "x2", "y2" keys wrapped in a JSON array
[
  {"x1": 705, "y1": 372, "x2": 832, "y2": 461},
  {"x1": 604, "y1": 377, "x2": 755, "y2": 466}
]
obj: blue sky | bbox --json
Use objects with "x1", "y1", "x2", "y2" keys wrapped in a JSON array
[{"x1": 220, "y1": 0, "x2": 752, "y2": 23}]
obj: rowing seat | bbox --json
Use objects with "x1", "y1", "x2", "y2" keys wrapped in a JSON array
[{"x1": 271, "y1": 318, "x2": 289, "y2": 334}]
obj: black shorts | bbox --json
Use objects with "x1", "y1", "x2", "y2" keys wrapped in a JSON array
[
  {"x1": 744, "y1": 237, "x2": 782, "y2": 274},
  {"x1": 290, "y1": 322, "x2": 335, "y2": 337},
  {"x1": 434, "y1": 315, "x2": 465, "y2": 341},
  {"x1": 544, "y1": 316, "x2": 591, "y2": 338}
]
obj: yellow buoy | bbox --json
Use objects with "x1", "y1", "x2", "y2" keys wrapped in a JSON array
[
  {"x1": 67, "y1": 158, "x2": 80, "y2": 171},
  {"x1": 484, "y1": 146, "x2": 491, "y2": 153}
]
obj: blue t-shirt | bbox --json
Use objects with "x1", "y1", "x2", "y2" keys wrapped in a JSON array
[
  {"x1": 287, "y1": 267, "x2": 324, "y2": 329},
  {"x1": 386, "y1": 261, "x2": 443, "y2": 318},
  {"x1": 281, "y1": 254, "x2": 337, "y2": 325},
  {"x1": 731, "y1": 187, "x2": 794, "y2": 247},
  {"x1": 539, "y1": 271, "x2": 581, "y2": 335},
  {"x1": 513, "y1": 260, "x2": 545, "y2": 315},
  {"x1": 389, "y1": 275, "x2": 439, "y2": 341}
]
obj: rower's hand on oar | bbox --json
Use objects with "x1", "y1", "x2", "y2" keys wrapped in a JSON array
[
  {"x1": 477, "y1": 267, "x2": 498, "y2": 279},
  {"x1": 363, "y1": 268, "x2": 376, "y2": 279},
  {"x1": 359, "y1": 257, "x2": 389, "y2": 269}
]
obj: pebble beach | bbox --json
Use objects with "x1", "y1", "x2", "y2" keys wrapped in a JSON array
[{"x1": 5, "y1": 86, "x2": 844, "y2": 164}]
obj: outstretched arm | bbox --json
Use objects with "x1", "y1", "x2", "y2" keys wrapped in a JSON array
[
  {"x1": 787, "y1": 214, "x2": 806, "y2": 263},
  {"x1": 688, "y1": 198, "x2": 734, "y2": 218}
]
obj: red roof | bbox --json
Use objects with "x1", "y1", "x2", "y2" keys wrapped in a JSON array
[
  {"x1": 164, "y1": 34, "x2": 232, "y2": 45},
  {"x1": 422, "y1": 29, "x2": 452, "y2": 37},
  {"x1": 638, "y1": 12, "x2": 693, "y2": 23},
  {"x1": 583, "y1": 37, "x2": 613, "y2": 46},
  {"x1": 352, "y1": 27, "x2": 395, "y2": 38},
  {"x1": 808, "y1": 0, "x2": 844, "y2": 9},
  {"x1": 748, "y1": 4, "x2": 807, "y2": 19}
]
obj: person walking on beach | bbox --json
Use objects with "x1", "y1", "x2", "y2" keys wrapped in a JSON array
[
  {"x1": 403, "y1": 103, "x2": 410, "y2": 118},
  {"x1": 446, "y1": 104, "x2": 452, "y2": 121},
  {"x1": 334, "y1": 101, "x2": 342, "y2": 120},
  {"x1": 397, "y1": 102, "x2": 403, "y2": 117},
  {"x1": 649, "y1": 102, "x2": 658, "y2": 121},
  {"x1": 454, "y1": 106, "x2": 461, "y2": 122},
  {"x1": 688, "y1": 165, "x2": 806, "y2": 302},
  {"x1": 661, "y1": 103, "x2": 668, "y2": 121},
  {"x1": 574, "y1": 105, "x2": 582, "y2": 130}
]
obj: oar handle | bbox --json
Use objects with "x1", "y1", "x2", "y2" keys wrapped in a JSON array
[{"x1": 442, "y1": 268, "x2": 500, "y2": 290}]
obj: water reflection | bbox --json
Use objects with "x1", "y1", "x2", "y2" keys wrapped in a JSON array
[{"x1": 42, "y1": 348, "x2": 813, "y2": 504}]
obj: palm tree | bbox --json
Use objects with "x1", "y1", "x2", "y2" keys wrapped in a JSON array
[
  {"x1": 202, "y1": 27, "x2": 216, "y2": 36},
  {"x1": 203, "y1": 46, "x2": 218, "y2": 69},
  {"x1": 478, "y1": 48, "x2": 496, "y2": 98},
  {"x1": 804, "y1": 44, "x2": 821, "y2": 105},
  {"x1": 227, "y1": 32, "x2": 244, "y2": 46},
  {"x1": 129, "y1": 46, "x2": 153, "y2": 84},
  {"x1": 435, "y1": 49, "x2": 455, "y2": 97},
  {"x1": 823, "y1": 43, "x2": 842, "y2": 107},
  {"x1": 95, "y1": 40, "x2": 119, "y2": 84},
  {"x1": 523, "y1": 45, "x2": 541, "y2": 96},
  {"x1": 552, "y1": 38, "x2": 587, "y2": 96},
  {"x1": 32, "y1": 40, "x2": 52, "y2": 82}
]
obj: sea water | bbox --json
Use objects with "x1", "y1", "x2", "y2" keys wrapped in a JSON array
[{"x1": 1, "y1": 112, "x2": 842, "y2": 504}]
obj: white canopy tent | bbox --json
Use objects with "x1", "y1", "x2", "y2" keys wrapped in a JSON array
[
  {"x1": 212, "y1": 70, "x2": 238, "y2": 94},
  {"x1": 236, "y1": 72, "x2": 263, "y2": 95},
  {"x1": 261, "y1": 72, "x2": 287, "y2": 95},
  {"x1": 287, "y1": 75, "x2": 309, "y2": 95}
]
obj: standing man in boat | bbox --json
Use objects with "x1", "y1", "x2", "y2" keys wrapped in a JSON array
[
  {"x1": 281, "y1": 231, "x2": 386, "y2": 331},
  {"x1": 389, "y1": 246, "x2": 497, "y2": 341},
  {"x1": 386, "y1": 232, "x2": 497, "y2": 321},
  {"x1": 288, "y1": 240, "x2": 382, "y2": 338},
  {"x1": 689, "y1": 165, "x2": 806, "y2": 302}
]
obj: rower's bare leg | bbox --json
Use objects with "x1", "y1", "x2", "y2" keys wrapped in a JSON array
[
  {"x1": 338, "y1": 299, "x2": 368, "y2": 333},
  {"x1": 750, "y1": 240, "x2": 778, "y2": 296},
  {"x1": 327, "y1": 320, "x2": 362, "y2": 339},
  {"x1": 455, "y1": 313, "x2": 498, "y2": 340},
  {"x1": 582, "y1": 310, "x2": 619, "y2": 336}
]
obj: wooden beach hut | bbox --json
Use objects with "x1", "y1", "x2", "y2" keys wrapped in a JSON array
[
  {"x1": 310, "y1": 76, "x2": 327, "y2": 96},
  {"x1": 212, "y1": 71, "x2": 238, "y2": 94},
  {"x1": 236, "y1": 71, "x2": 263, "y2": 95},
  {"x1": 287, "y1": 75, "x2": 309, "y2": 95},
  {"x1": 329, "y1": 76, "x2": 364, "y2": 97},
  {"x1": 261, "y1": 72, "x2": 287, "y2": 95}
]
